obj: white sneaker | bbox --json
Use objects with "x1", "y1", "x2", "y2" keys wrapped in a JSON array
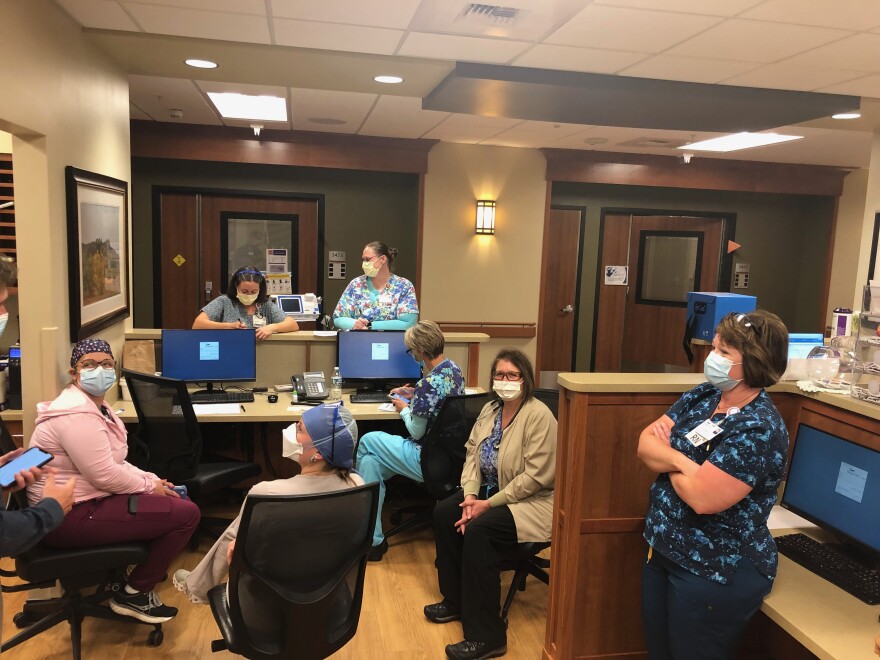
[{"x1": 172, "y1": 568, "x2": 205, "y2": 604}]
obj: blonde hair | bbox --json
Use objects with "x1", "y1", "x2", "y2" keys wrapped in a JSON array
[{"x1": 404, "y1": 320, "x2": 445, "y2": 359}]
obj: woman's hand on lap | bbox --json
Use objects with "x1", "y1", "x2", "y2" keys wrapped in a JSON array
[{"x1": 352, "y1": 318, "x2": 370, "y2": 330}]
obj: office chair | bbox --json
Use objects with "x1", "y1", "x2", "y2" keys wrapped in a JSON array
[
  {"x1": 122, "y1": 369, "x2": 261, "y2": 543},
  {"x1": 533, "y1": 388, "x2": 560, "y2": 420},
  {"x1": 208, "y1": 483, "x2": 380, "y2": 659},
  {"x1": 0, "y1": 420, "x2": 163, "y2": 658},
  {"x1": 384, "y1": 392, "x2": 490, "y2": 539}
]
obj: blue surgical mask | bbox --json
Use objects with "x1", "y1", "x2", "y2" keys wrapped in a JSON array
[
  {"x1": 78, "y1": 366, "x2": 117, "y2": 396},
  {"x1": 704, "y1": 352, "x2": 741, "y2": 392},
  {"x1": 0, "y1": 313, "x2": 8, "y2": 337}
]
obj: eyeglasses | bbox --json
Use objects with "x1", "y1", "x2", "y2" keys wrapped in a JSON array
[
  {"x1": 362, "y1": 255, "x2": 381, "y2": 262},
  {"x1": 493, "y1": 371, "x2": 522, "y2": 381},
  {"x1": 78, "y1": 360, "x2": 115, "y2": 371},
  {"x1": 733, "y1": 313, "x2": 762, "y2": 337}
]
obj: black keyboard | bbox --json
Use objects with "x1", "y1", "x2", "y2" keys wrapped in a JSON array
[
  {"x1": 776, "y1": 533, "x2": 880, "y2": 605},
  {"x1": 190, "y1": 391, "x2": 255, "y2": 404},
  {"x1": 349, "y1": 392, "x2": 391, "y2": 404}
]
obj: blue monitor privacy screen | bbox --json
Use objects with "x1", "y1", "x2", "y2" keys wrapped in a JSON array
[
  {"x1": 787, "y1": 333, "x2": 825, "y2": 360},
  {"x1": 336, "y1": 330, "x2": 421, "y2": 392},
  {"x1": 161, "y1": 329, "x2": 257, "y2": 384},
  {"x1": 781, "y1": 423, "x2": 880, "y2": 555}
]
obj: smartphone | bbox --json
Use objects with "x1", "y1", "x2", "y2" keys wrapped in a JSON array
[
  {"x1": 0, "y1": 447, "x2": 53, "y2": 488},
  {"x1": 391, "y1": 393, "x2": 411, "y2": 403},
  {"x1": 171, "y1": 485, "x2": 188, "y2": 499}
]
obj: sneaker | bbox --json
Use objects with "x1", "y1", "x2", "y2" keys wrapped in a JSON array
[
  {"x1": 368, "y1": 539, "x2": 388, "y2": 562},
  {"x1": 110, "y1": 589, "x2": 178, "y2": 623},
  {"x1": 445, "y1": 640, "x2": 507, "y2": 659},
  {"x1": 172, "y1": 568, "x2": 206, "y2": 605}
]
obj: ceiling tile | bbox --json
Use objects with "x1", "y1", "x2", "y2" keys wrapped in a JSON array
[
  {"x1": 397, "y1": 33, "x2": 531, "y2": 64},
  {"x1": 546, "y1": 5, "x2": 722, "y2": 53},
  {"x1": 784, "y1": 33, "x2": 880, "y2": 72},
  {"x1": 740, "y1": 0, "x2": 880, "y2": 32},
  {"x1": 359, "y1": 95, "x2": 449, "y2": 139},
  {"x1": 667, "y1": 19, "x2": 850, "y2": 63},
  {"x1": 422, "y1": 114, "x2": 521, "y2": 143},
  {"x1": 128, "y1": 74, "x2": 222, "y2": 125},
  {"x1": 129, "y1": 102, "x2": 153, "y2": 121},
  {"x1": 708, "y1": 126, "x2": 871, "y2": 168},
  {"x1": 270, "y1": 0, "x2": 421, "y2": 30},
  {"x1": 195, "y1": 80, "x2": 287, "y2": 97},
  {"x1": 56, "y1": 0, "x2": 141, "y2": 31},
  {"x1": 480, "y1": 120, "x2": 588, "y2": 148},
  {"x1": 513, "y1": 45, "x2": 646, "y2": 74},
  {"x1": 288, "y1": 88, "x2": 377, "y2": 133},
  {"x1": 125, "y1": 3, "x2": 272, "y2": 43},
  {"x1": 620, "y1": 55, "x2": 758, "y2": 84},
  {"x1": 818, "y1": 74, "x2": 880, "y2": 99},
  {"x1": 273, "y1": 19, "x2": 403, "y2": 55},
  {"x1": 722, "y1": 63, "x2": 864, "y2": 92},
  {"x1": 124, "y1": 0, "x2": 267, "y2": 15},
  {"x1": 592, "y1": 0, "x2": 763, "y2": 16}
]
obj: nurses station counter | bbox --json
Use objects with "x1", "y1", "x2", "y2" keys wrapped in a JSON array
[{"x1": 545, "y1": 374, "x2": 880, "y2": 660}]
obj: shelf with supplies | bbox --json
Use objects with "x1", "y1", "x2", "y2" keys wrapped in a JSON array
[
  {"x1": 0, "y1": 153, "x2": 16, "y2": 265},
  {"x1": 849, "y1": 285, "x2": 880, "y2": 404}
]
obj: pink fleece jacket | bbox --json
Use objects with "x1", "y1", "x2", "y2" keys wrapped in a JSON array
[{"x1": 27, "y1": 385, "x2": 158, "y2": 506}]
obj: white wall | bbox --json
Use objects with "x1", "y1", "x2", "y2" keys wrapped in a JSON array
[{"x1": 0, "y1": 1, "x2": 130, "y2": 436}]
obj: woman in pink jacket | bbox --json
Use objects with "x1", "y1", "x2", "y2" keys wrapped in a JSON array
[{"x1": 28, "y1": 339, "x2": 200, "y2": 624}]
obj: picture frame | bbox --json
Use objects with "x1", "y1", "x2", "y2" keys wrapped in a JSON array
[{"x1": 65, "y1": 166, "x2": 130, "y2": 341}]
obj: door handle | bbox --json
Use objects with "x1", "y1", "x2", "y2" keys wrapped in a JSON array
[{"x1": 561, "y1": 305, "x2": 575, "y2": 314}]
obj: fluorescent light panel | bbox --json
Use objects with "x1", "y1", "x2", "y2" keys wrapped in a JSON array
[
  {"x1": 679, "y1": 132, "x2": 803, "y2": 153},
  {"x1": 207, "y1": 92, "x2": 287, "y2": 121}
]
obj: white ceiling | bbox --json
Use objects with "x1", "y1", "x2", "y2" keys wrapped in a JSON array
[{"x1": 54, "y1": 0, "x2": 880, "y2": 168}]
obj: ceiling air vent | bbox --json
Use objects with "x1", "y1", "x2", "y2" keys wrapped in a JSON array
[
  {"x1": 617, "y1": 136, "x2": 687, "y2": 149},
  {"x1": 459, "y1": 4, "x2": 521, "y2": 23}
]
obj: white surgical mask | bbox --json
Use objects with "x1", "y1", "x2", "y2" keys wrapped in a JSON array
[
  {"x1": 79, "y1": 366, "x2": 117, "y2": 396},
  {"x1": 0, "y1": 313, "x2": 8, "y2": 337},
  {"x1": 493, "y1": 380, "x2": 522, "y2": 401},
  {"x1": 281, "y1": 423, "x2": 305, "y2": 461},
  {"x1": 704, "y1": 352, "x2": 742, "y2": 392},
  {"x1": 362, "y1": 259, "x2": 380, "y2": 278},
  {"x1": 237, "y1": 292, "x2": 258, "y2": 306}
]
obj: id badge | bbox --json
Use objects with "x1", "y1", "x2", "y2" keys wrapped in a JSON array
[
  {"x1": 685, "y1": 419, "x2": 722, "y2": 447},
  {"x1": 253, "y1": 314, "x2": 266, "y2": 328}
]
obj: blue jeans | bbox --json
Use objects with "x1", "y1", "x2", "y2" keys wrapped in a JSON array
[
  {"x1": 642, "y1": 548, "x2": 772, "y2": 660},
  {"x1": 356, "y1": 431, "x2": 423, "y2": 547}
]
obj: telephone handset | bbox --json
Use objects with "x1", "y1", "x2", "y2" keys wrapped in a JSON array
[{"x1": 292, "y1": 372, "x2": 328, "y2": 400}]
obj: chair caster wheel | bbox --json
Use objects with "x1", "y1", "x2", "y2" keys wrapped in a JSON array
[
  {"x1": 13, "y1": 612, "x2": 33, "y2": 629},
  {"x1": 148, "y1": 628, "x2": 164, "y2": 646},
  {"x1": 390, "y1": 512, "x2": 403, "y2": 524}
]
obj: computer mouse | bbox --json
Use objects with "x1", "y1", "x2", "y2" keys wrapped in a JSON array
[{"x1": 267, "y1": 394, "x2": 278, "y2": 403}]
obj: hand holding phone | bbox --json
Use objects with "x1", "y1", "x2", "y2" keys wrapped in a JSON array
[
  {"x1": 0, "y1": 447, "x2": 53, "y2": 489},
  {"x1": 391, "y1": 393, "x2": 411, "y2": 404}
]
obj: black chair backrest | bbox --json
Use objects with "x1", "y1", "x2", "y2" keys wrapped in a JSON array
[
  {"x1": 122, "y1": 369, "x2": 202, "y2": 484},
  {"x1": 226, "y1": 483, "x2": 379, "y2": 659},
  {"x1": 420, "y1": 392, "x2": 490, "y2": 499},
  {"x1": 533, "y1": 388, "x2": 559, "y2": 420}
]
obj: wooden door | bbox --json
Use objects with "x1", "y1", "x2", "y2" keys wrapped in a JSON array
[
  {"x1": 537, "y1": 207, "x2": 584, "y2": 379},
  {"x1": 594, "y1": 214, "x2": 725, "y2": 372}
]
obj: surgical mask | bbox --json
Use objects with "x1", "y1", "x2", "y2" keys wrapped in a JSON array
[
  {"x1": 79, "y1": 366, "x2": 117, "y2": 396},
  {"x1": 0, "y1": 313, "x2": 8, "y2": 337},
  {"x1": 281, "y1": 423, "x2": 305, "y2": 461},
  {"x1": 237, "y1": 292, "x2": 258, "y2": 306},
  {"x1": 704, "y1": 352, "x2": 742, "y2": 392},
  {"x1": 493, "y1": 380, "x2": 522, "y2": 401},
  {"x1": 362, "y1": 260, "x2": 380, "y2": 277}
]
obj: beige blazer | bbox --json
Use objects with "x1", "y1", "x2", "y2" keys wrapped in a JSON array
[{"x1": 461, "y1": 397, "x2": 557, "y2": 542}]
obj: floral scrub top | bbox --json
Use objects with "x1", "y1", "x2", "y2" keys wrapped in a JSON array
[
  {"x1": 201, "y1": 296, "x2": 286, "y2": 328},
  {"x1": 643, "y1": 382, "x2": 789, "y2": 584},
  {"x1": 333, "y1": 274, "x2": 418, "y2": 330},
  {"x1": 478, "y1": 411, "x2": 504, "y2": 492},
  {"x1": 409, "y1": 358, "x2": 465, "y2": 444}
]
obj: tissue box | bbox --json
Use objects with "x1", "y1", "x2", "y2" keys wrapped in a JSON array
[{"x1": 686, "y1": 293, "x2": 757, "y2": 341}]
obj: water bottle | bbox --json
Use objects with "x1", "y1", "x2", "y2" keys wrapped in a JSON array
[{"x1": 330, "y1": 367, "x2": 343, "y2": 401}]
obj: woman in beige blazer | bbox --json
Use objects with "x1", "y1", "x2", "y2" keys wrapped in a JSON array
[{"x1": 425, "y1": 348, "x2": 557, "y2": 660}]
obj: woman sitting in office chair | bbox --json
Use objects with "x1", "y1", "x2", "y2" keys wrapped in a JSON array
[
  {"x1": 193, "y1": 266, "x2": 299, "y2": 341},
  {"x1": 27, "y1": 339, "x2": 201, "y2": 625},
  {"x1": 426, "y1": 348, "x2": 556, "y2": 660},
  {"x1": 333, "y1": 241, "x2": 418, "y2": 330},
  {"x1": 173, "y1": 402, "x2": 364, "y2": 603},
  {"x1": 356, "y1": 320, "x2": 464, "y2": 561},
  {"x1": 637, "y1": 310, "x2": 789, "y2": 660}
]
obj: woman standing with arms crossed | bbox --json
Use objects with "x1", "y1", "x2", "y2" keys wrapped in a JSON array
[
  {"x1": 333, "y1": 241, "x2": 418, "y2": 330},
  {"x1": 637, "y1": 310, "x2": 790, "y2": 659}
]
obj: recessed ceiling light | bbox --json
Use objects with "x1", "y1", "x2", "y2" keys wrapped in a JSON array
[
  {"x1": 207, "y1": 92, "x2": 287, "y2": 121},
  {"x1": 374, "y1": 75, "x2": 404, "y2": 84},
  {"x1": 185, "y1": 58, "x2": 218, "y2": 69},
  {"x1": 679, "y1": 132, "x2": 803, "y2": 153},
  {"x1": 308, "y1": 117, "x2": 347, "y2": 125},
  {"x1": 832, "y1": 112, "x2": 861, "y2": 120}
]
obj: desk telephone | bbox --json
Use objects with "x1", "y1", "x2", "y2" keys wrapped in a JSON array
[{"x1": 292, "y1": 372, "x2": 328, "y2": 400}]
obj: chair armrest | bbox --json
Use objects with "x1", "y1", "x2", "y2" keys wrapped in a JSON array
[{"x1": 208, "y1": 583, "x2": 238, "y2": 654}]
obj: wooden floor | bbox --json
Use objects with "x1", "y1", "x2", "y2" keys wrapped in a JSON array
[{"x1": 0, "y1": 525, "x2": 549, "y2": 659}]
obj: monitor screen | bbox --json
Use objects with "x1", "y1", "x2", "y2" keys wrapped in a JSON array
[
  {"x1": 787, "y1": 333, "x2": 825, "y2": 360},
  {"x1": 275, "y1": 295, "x2": 303, "y2": 315},
  {"x1": 782, "y1": 423, "x2": 880, "y2": 554},
  {"x1": 336, "y1": 330, "x2": 421, "y2": 385},
  {"x1": 161, "y1": 329, "x2": 257, "y2": 383}
]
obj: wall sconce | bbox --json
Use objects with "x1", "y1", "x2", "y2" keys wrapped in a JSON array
[{"x1": 475, "y1": 200, "x2": 496, "y2": 235}]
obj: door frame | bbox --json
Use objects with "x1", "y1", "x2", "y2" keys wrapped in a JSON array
[
  {"x1": 589, "y1": 207, "x2": 737, "y2": 371},
  {"x1": 150, "y1": 186, "x2": 325, "y2": 327}
]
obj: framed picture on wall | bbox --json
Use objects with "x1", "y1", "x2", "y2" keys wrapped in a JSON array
[{"x1": 65, "y1": 166, "x2": 130, "y2": 341}]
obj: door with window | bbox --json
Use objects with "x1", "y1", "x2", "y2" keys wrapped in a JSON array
[{"x1": 594, "y1": 213, "x2": 729, "y2": 372}]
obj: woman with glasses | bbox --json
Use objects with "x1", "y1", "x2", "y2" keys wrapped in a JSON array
[
  {"x1": 27, "y1": 339, "x2": 200, "y2": 624},
  {"x1": 356, "y1": 320, "x2": 464, "y2": 561},
  {"x1": 333, "y1": 241, "x2": 418, "y2": 330},
  {"x1": 426, "y1": 348, "x2": 556, "y2": 660},
  {"x1": 637, "y1": 310, "x2": 789, "y2": 659}
]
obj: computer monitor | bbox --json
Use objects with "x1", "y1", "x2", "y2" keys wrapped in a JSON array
[
  {"x1": 781, "y1": 423, "x2": 880, "y2": 561},
  {"x1": 161, "y1": 329, "x2": 257, "y2": 392},
  {"x1": 275, "y1": 295, "x2": 303, "y2": 315},
  {"x1": 336, "y1": 329, "x2": 422, "y2": 394},
  {"x1": 781, "y1": 333, "x2": 825, "y2": 380}
]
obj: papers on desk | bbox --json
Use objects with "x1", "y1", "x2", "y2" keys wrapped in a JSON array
[
  {"x1": 313, "y1": 331, "x2": 337, "y2": 337},
  {"x1": 287, "y1": 405, "x2": 311, "y2": 412},
  {"x1": 464, "y1": 388, "x2": 478, "y2": 395},
  {"x1": 193, "y1": 403, "x2": 241, "y2": 415},
  {"x1": 378, "y1": 403, "x2": 396, "y2": 412},
  {"x1": 767, "y1": 505, "x2": 816, "y2": 530}
]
